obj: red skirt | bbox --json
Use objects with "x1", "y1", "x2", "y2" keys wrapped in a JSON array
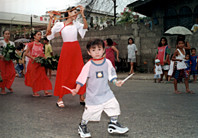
[
  {"x1": 25, "y1": 60, "x2": 52, "y2": 92},
  {"x1": 0, "y1": 60, "x2": 15, "y2": 89},
  {"x1": 54, "y1": 41, "x2": 86, "y2": 98}
]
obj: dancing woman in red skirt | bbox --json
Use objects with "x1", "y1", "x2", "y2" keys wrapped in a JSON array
[
  {"x1": 24, "y1": 31, "x2": 52, "y2": 97},
  {"x1": 46, "y1": 5, "x2": 88, "y2": 107},
  {"x1": 0, "y1": 30, "x2": 15, "y2": 94}
]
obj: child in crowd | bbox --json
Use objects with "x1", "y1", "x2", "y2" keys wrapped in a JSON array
[
  {"x1": 15, "y1": 43, "x2": 24, "y2": 78},
  {"x1": 156, "y1": 37, "x2": 170, "y2": 82},
  {"x1": 104, "y1": 38, "x2": 120, "y2": 68},
  {"x1": 172, "y1": 39, "x2": 194, "y2": 94},
  {"x1": 190, "y1": 48, "x2": 198, "y2": 82},
  {"x1": 184, "y1": 54, "x2": 191, "y2": 81},
  {"x1": 43, "y1": 37, "x2": 53, "y2": 79},
  {"x1": 154, "y1": 59, "x2": 162, "y2": 83},
  {"x1": 127, "y1": 37, "x2": 137, "y2": 75},
  {"x1": 24, "y1": 31, "x2": 52, "y2": 97},
  {"x1": 71, "y1": 39, "x2": 129, "y2": 138}
]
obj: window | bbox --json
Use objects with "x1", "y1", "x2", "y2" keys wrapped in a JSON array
[
  {"x1": 164, "y1": 7, "x2": 177, "y2": 31},
  {"x1": 178, "y1": 6, "x2": 193, "y2": 29}
]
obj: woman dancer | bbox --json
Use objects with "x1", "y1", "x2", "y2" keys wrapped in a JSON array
[
  {"x1": 0, "y1": 30, "x2": 15, "y2": 94},
  {"x1": 46, "y1": 5, "x2": 88, "y2": 107}
]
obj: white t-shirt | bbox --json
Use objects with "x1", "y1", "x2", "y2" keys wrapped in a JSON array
[
  {"x1": 155, "y1": 64, "x2": 162, "y2": 75},
  {"x1": 127, "y1": 44, "x2": 137, "y2": 59},
  {"x1": 76, "y1": 58, "x2": 117, "y2": 105}
]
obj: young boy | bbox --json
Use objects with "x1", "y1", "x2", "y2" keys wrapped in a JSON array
[
  {"x1": 154, "y1": 59, "x2": 162, "y2": 83},
  {"x1": 71, "y1": 39, "x2": 129, "y2": 138},
  {"x1": 43, "y1": 37, "x2": 53, "y2": 79},
  {"x1": 184, "y1": 54, "x2": 191, "y2": 81},
  {"x1": 190, "y1": 48, "x2": 198, "y2": 83},
  {"x1": 172, "y1": 39, "x2": 194, "y2": 94}
]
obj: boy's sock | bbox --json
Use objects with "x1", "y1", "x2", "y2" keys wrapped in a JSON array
[
  {"x1": 110, "y1": 116, "x2": 118, "y2": 124},
  {"x1": 81, "y1": 120, "x2": 88, "y2": 125}
]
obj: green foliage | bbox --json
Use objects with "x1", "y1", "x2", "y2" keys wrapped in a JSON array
[
  {"x1": 33, "y1": 55, "x2": 59, "y2": 70},
  {"x1": 117, "y1": 7, "x2": 140, "y2": 24},
  {"x1": 1, "y1": 43, "x2": 21, "y2": 61}
]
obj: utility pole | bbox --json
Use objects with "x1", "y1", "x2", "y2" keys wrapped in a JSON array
[
  {"x1": 30, "y1": 15, "x2": 33, "y2": 37},
  {"x1": 10, "y1": 17, "x2": 15, "y2": 32},
  {"x1": 113, "y1": 0, "x2": 117, "y2": 25}
]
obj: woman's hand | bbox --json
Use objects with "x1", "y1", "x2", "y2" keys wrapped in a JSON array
[
  {"x1": 49, "y1": 12, "x2": 54, "y2": 19},
  {"x1": 79, "y1": 5, "x2": 85, "y2": 13},
  {"x1": 78, "y1": 5, "x2": 85, "y2": 17},
  {"x1": 32, "y1": 57, "x2": 35, "y2": 60}
]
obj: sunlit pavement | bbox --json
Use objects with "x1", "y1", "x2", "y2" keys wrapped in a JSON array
[{"x1": 0, "y1": 75, "x2": 198, "y2": 138}]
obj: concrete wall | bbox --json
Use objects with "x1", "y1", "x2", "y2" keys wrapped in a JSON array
[{"x1": 50, "y1": 23, "x2": 198, "y2": 73}]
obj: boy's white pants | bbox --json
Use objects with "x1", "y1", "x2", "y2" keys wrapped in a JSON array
[{"x1": 82, "y1": 97, "x2": 121, "y2": 121}]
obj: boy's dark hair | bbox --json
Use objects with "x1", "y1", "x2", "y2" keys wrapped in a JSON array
[
  {"x1": 191, "y1": 47, "x2": 196, "y2": 52},
  {"x1": 64, "y1": 6, "x2": 78, "y2": 19},
  {"x1": 43, "y1": 37, "x2": 49, "y2": 42},
  {"x1": 106, "y1": 38, "x2": 113, "y2": 46},
  {"x1": 176, "y1": 38, "x2": 185, "y2": 45},
  {"x1": 86, "y1": 39, "x2": 105, "y2": 50},
  {"x1": 128, "y1": 37, "x2": 134, "y2": 44},
  {"x1": 158, "y1": 37, "x2": 168, "y2": 47}
]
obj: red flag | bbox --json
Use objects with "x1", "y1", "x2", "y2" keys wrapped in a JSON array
[{"x1": 40, "y1": 17, "x2": 43, "y2": 21}]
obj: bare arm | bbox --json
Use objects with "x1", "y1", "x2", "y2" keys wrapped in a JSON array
[
  {"x1": 112, "y1": 46, "x2": 120, "y2": 62},
  {"x1": 46, "y1": 13, "x2": 53, "y2": 36},
  {"x1": 79, "y1": 5, "x2": 88, "y2": 29},
  {"x1": 24, "y1": 46, "x2": 35, "y2": 60},
  {"x1": 185, "y1": 42, "x2": 191, "y2": 50}
]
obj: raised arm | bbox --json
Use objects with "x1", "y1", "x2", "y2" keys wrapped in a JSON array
[
  {"x1": 46, "y1": 13, "x2": 54, "y2": 36},
  {"x1": 185, "y1": 41, "x2": 191, "y2": 50},
  {"x1": 79, "y1": 5, "x2": 88, "y2": 29}
]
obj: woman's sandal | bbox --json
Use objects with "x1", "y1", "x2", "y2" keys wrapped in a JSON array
[
  {"x1": 44, "y1": 92, "x2": 52, "y2": 97},
  {"x1": 56, "y1": 101, "x2": 65, "y2": 108},
  {"x1": 175, "y1": 91, "x2": 182, "y2": 94},
  {"x1": 32, "y1": 93, "x2": 40, "y2": 97},
  {"x1": 8, "y1": 88, "x2": 13, "y2": 93},
  {"x1": 186, "y1": 90, "x2": 195, "y2": 94},
  {"x1": 0, "y1": 90, "x2": 7, "y2": 95}
]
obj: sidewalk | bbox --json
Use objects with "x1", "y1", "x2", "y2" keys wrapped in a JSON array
[{"x1": 51, "y1": 70, "x2": 154, "y2": 80}]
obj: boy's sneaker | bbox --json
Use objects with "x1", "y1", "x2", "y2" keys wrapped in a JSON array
[
  {"x1": 108, "y1": 122, "x2": 129, "y2": 134},
  {"x1": 78, "y1": 124, "x2": 91, "y2": 138}
]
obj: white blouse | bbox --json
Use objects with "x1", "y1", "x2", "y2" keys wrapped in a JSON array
[
  {"x1": 47, "y1": 21, "x2": 87, "y2": 42},
  {"x1": 0, "y1": 40, "x2": 15, "y2": 47}
]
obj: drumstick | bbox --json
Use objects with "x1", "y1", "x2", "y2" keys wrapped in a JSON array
[
  {"x1": 62, "y1": 86, "x2": 73, "y2": 93},
  {"x1": 122, "y1": 73, "x2": 134, "y2": 83}
]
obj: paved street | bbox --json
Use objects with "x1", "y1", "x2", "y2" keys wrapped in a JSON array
[{"x1": 0, "y1": 74, "x2": 198, "y2": 138}]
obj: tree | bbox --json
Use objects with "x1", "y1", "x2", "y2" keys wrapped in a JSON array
[{"x1": 78, "y1": 0, "x2": 114, "y2": 21}]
